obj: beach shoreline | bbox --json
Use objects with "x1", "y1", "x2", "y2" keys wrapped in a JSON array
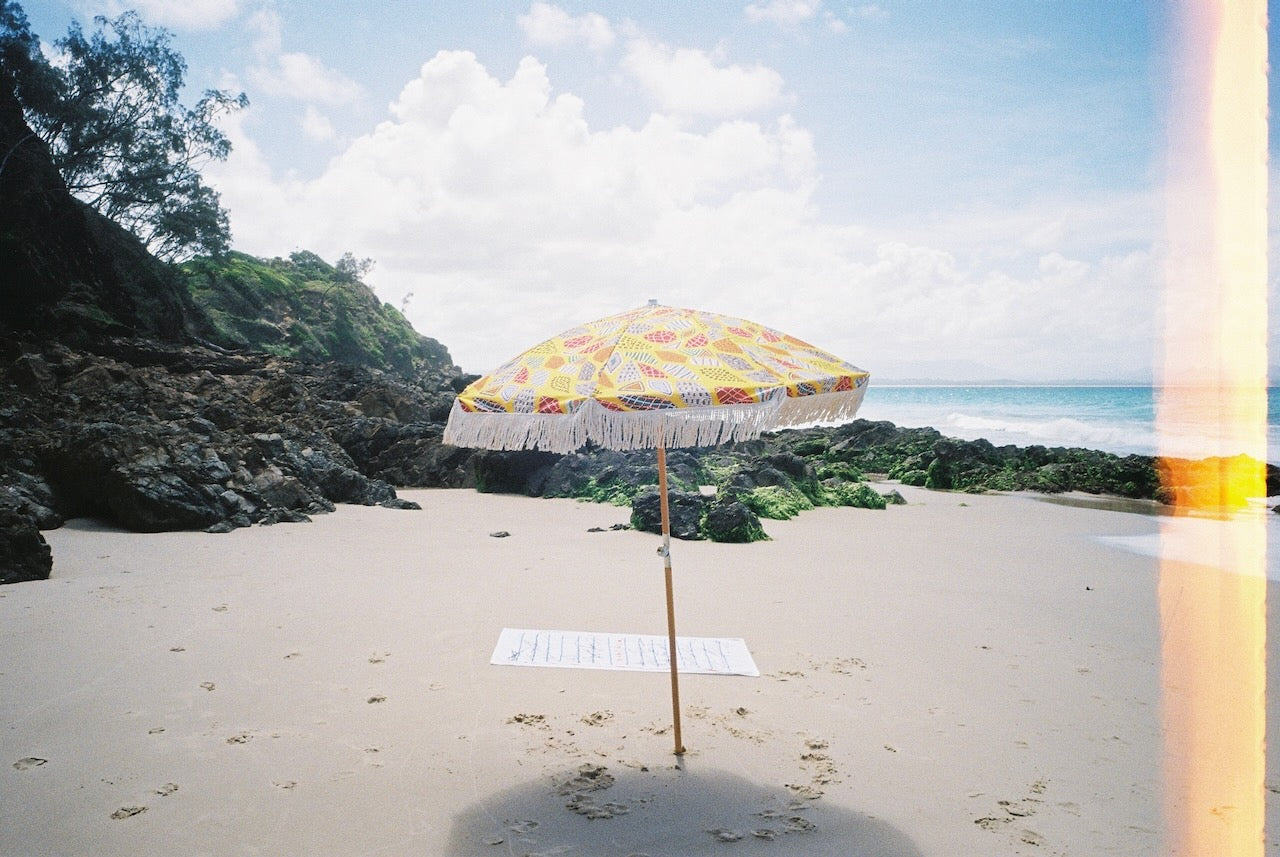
[{"x1": 3, "y1": 486, "x2": 1275, "y2": 856}]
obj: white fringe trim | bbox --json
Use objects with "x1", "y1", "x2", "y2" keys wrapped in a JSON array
[{"x1": 442, "y1": 385, "x2": 869, "y2": 453}]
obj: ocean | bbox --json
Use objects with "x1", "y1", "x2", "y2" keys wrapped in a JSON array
[
  {"x1": 855, "y1": 385, "x2": 1280, "y2": 463},
  {"x1": 854, "y1": 384, "x2": 1280, "y2": 580}
]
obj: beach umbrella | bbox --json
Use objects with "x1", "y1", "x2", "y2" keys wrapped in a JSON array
[{"x1": 443, "y1": 301, "x2": 870, "y2": 754}]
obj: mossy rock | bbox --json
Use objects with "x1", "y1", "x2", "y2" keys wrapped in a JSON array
[
  {"x1": 703, "y1": 495, "x2": 768, "y2": 542},
  {"x1": 742, "y1": 485, "x2": 814, "y2": 520},
  {"x1": 815, "y1": 460, "x2": 864, "y2": 483},
  {"x1": 899, "y1": 469, "x2": 928, "y2": 487},
  {"x1": 924, "y1": 458, "x2": 952, "y2": 490},
  {"x1": 814, "y1": 481, "x2": 887, "y2": 510}
]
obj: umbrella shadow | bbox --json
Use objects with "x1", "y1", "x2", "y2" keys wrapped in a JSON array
[{"x1": 445, "y1": 761, "x2": 924, "y2": 857}]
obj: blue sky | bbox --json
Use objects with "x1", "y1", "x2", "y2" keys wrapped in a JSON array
[{"x1": 20, "y1": 1, "x2": 1265, "y2": 381}]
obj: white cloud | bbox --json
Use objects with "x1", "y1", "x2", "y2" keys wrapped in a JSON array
[
  {"x1": 744, "y1": 0, "x2": 820, "y2": 25},
  {"x1": 207, "y1": 48, "x2": 1160, "y2": 380},
  {"x1": 247, "y1": 7, "x2": 282, "y2": 54},
  {"x1": 518, "y1": 2, "x2": 615, "y2": 53},
  {"x1": 245, "y1": 9, "x2": 362, "y2": 105},
  {"x1": 300, "y1": 105, "x2": 336, "y2": 141},
  {"x1": 95, "y1": 0, "x2": 240, "y2": 30},
  {"x1": 621, "y1": 39, "x2": 785, "y2": 118},
  {"x1": 257, "y1": 52, "x2": 362, "y2": 103}
]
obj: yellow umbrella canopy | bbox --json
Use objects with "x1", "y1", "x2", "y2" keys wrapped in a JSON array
[
  {"x1": 443, "y1": 303, "x2": 870, "y2": 454},
  {"x1": 443, "y1": 303, "x2": 869, "y2": 755}
]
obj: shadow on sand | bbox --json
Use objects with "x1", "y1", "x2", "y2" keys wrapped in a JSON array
[{"x1": 445, "y1": 761, "x2": 924, "y2": 857}]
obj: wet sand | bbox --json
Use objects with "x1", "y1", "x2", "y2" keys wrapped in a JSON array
[{"x1": 2, "y1": 486, "x2": 1275, "y2": 855}]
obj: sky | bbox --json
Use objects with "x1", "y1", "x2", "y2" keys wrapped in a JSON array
[{"x1": 19, "y1": 1, "x2": 1271, "y2": 381}]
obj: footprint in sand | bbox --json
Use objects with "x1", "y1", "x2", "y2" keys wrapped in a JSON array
[
  {"x1": 801, "y1": 750, "x2": 838, "y2": 786},
  {"x1": 555, "y1": 764, "x2": 615, "y2": 795},
  {"x1": 226, "y1": 732, "x2": 253, "y2": 744},
  {"x1": 367, "y1": 695, "x2": 386, "y2": 704},
  {"x1": 757, "y1": 808, "x2": 817, "y2": 835},
  {"x1": 998, "y1": 799, "x2": 1038, "y2": 817},
  {"x1": 976, "y1": 781, "x2": 1047, "y2": 840},
  {"x1": 154, "y1": 783, "x2": 178, "y2": 796},
  {"x1": 808, "y1": 656, "x2": 867, "y2": 675},
  {"x1": 13, "y1": 757, "x2": 47, "y2": 771},
  {"x1": 200, "y1": 682, "x2": 215, "y2": 692},
  {"x1": 111, "y1": 806, "x2": 147, "y2": 820},
  {"x1": 507, "y1": 819, "x2": 540, "y2": 834},
  {"x1": 782, "y1": 816, "x2": 817, "y2": 833},
  {"x1": 706, "y1": 828, "x2": 743, "y2": 842},
  {"x1": 566, "y1": 794, "x2": 631, "y2": 819},
  {"x1": 580, "y1": 710, "x2": 613, "y2": 727},
  {"x1": 784, "y1": 783, "x2": 823, "y2": 800}
]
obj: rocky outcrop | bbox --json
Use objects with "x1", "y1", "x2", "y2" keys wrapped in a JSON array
[
  {"x1": 0, "y1": 74, "x2": 469, "y2": 553},
  {"x1": 456, "y1": 420, "x2": 1280, "y2": 543},
  {"x1": 0, "y1": 337, "x2": 463, "y2": 540}
]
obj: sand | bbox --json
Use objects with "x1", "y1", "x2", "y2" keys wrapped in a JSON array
[{"x1": 1, "y1": 485, "x2": 1275, "y2": 856}]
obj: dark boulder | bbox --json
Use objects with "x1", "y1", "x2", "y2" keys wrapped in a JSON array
[
  {"x1": 764, "y1": 451, "x2": 814, "y2": 484},
  {"x1": 703, "y1": 494, "x2": 766, "y2": 543},
  {"x1": 0, "y1": 500, "x2": 52, "y2": 584},
  {"x1": 630, "y1": 487, "x2": 708, "y2": 540}
]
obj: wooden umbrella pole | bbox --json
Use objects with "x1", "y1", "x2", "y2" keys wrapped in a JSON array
[{"x1": 656, "y1": 443, "x2": 685, "y2": 755}]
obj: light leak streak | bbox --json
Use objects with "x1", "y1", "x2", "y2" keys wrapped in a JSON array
[{"x1": 1157, "y1": 1, "x2": 1268, "y2": 855}]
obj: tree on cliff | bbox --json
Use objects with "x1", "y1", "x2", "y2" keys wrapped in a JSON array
[{"x1": 0, "y1": 2, "x2": 246, "y2": 260}]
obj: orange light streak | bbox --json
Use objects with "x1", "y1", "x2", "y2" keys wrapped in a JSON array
[{"x1": 1157, "y1": 1, "x2": 1268, "y2": 854}]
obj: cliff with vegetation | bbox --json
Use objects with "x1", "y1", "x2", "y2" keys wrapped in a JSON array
[
  {"x1": 0, "y1": 66, "x2": 469, "y2": 582},
  {"x1": 181, "y1": 251, "x2": 452, "y2": 384}
]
